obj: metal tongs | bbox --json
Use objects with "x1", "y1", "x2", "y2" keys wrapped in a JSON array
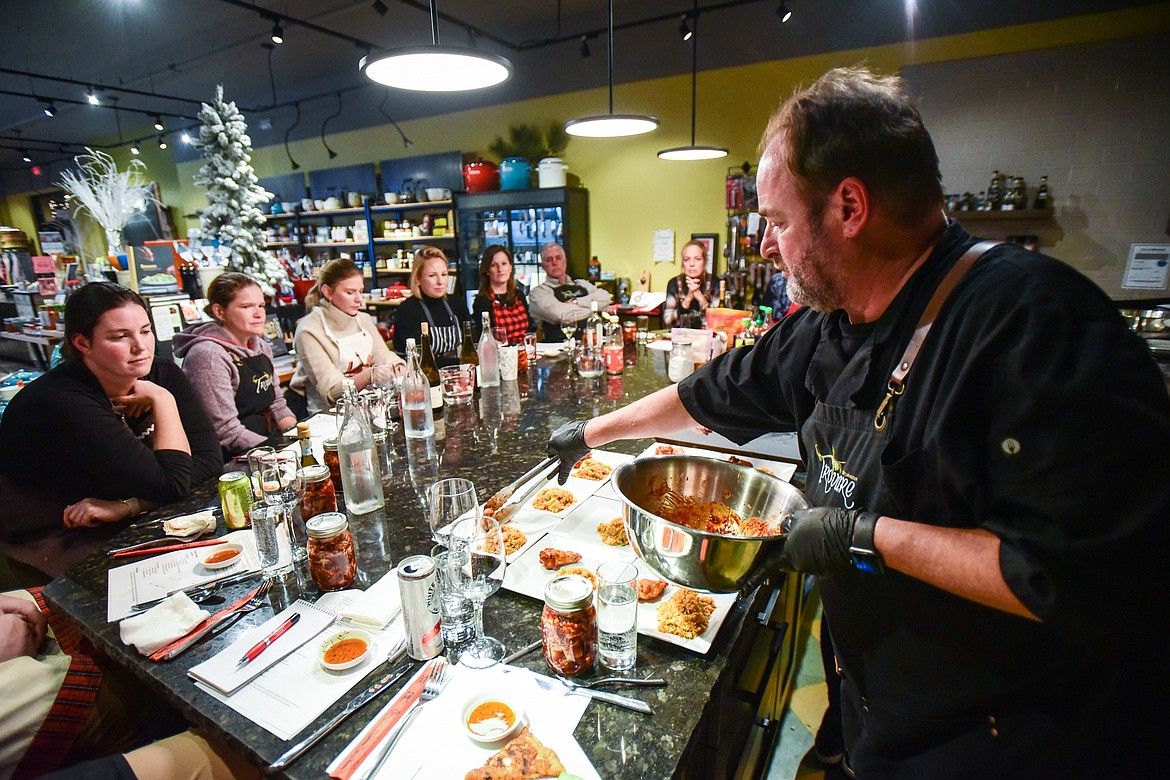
[{"x1": 483, "y1": 456, "x2": 557, "y2": 523}]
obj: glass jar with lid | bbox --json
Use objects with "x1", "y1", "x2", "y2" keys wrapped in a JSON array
[
  {"x1": 668, "y1": 339, "x2": 694, "y2": 383},
  {"x1": 541, "y1": 574, "x2": 597, "y2": 676},
  {"x1": 322, "y1": 437, "x2": 342, "y2": 493},
  {"x1": 299, "y1": 464, "x2": 337, "y2": 522},
  {"x1": 306, "y1": 512, "x2": 357, "y2": 591}
]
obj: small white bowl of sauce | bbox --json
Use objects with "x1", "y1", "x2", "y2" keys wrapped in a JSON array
[
  {"x1": 318, "y1": 628, "x2": 373, "y2": 671},
  {"x1": 200, "y1": 543, "x2": 244, "y2": 570},
  {"x1": 461, "y1": 691, "x2": 527, "y2": 744}
]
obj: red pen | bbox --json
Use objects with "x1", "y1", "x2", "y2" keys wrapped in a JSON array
[{"x1": 236, "y1": 612, "x2": 301, "y2": 668}]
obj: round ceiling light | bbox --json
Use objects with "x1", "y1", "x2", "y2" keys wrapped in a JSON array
[
  {"x1": 657, "y1": 144, "x2": 728, "y2": 160},
  {"x1": 361, "y1": 46, "x2": 512, "y2": 92},
  {"x1": 565, "y1": 114, "x2": 660, "y2": 138}
]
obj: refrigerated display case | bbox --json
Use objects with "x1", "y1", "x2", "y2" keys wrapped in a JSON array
[{"x1": 453, "y1": 188, "x2": 589, "y2": 307}]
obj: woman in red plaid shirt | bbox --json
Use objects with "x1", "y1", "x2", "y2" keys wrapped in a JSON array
[{"x1": 472, "y1": 245, "x2": 536, "y2": 345}]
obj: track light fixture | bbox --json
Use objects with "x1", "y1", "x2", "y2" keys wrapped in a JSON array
[
  {"x1": 42, "y1": 101, "x2": 56, "y2": 117},
  {"x1": 130, "y1": 144, "x2": 140, "y2": 155},
  {"x1": 181, "y1": 131, "x2": 192, "y2": 144},
  {"x1": 777, "y1": 2, "x2": 792, "y2": 23},
  {"x1": 376, "y1": 92, "x2": 413, "y2": 149},
  {"x1": 372, "y1": 1, "x2": 389, "y2": 16},
  {"x1": 271, "y1": 21, "x2": 284, "y2": 44},
  {"x1": 21, "y1": 150, "x2": 32, "y2": 164},
  {"x1": 153, "y1": 116, "x2": 164, "y2": 131},
  {"x1": 679, "y1": 15, "x2": 693, "y2": 42},
  {"x1": 579, "y1": 35, "x2": 591, "y2": 58},
  {"x1": 158, "y1": 135, "x2": 168, "y2": 150},
  {"x1": 321, "y1": 93, "x2": 342, "y2": 159},
  {"x1": 285, "y1": 102, "x2": 301, "y2": 171},
  {"x1": 86, "y1": 87, "x2": 99, "y2": 105}
]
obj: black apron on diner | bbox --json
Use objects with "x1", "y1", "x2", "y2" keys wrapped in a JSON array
[
  {"x1": 419, "y1": 296, "x2": 463, "y2": 359},
  {"x1": 231, "y1": 351, "x2": 277, "y2": 438}
]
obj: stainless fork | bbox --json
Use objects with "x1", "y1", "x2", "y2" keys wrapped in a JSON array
[
  {"x1": 355, "y1": 658, "x2": 450, "y2": 780},
  {"x1": 161, "y1": 582, "x2": 271, "y2": 661}
]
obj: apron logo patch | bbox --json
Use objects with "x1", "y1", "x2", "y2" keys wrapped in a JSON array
[
  {"x1": 253, "y1": 371, "x2": 273, "y2": 393},
  {"x1": 814, "y1": 444, "x2": 859, "y2": 509}
]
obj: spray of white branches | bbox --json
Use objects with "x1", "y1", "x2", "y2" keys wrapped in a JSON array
[
  {"x1": 56, "y1": 148, "x2": 156, "y2": 260},
  {"x1": 193, "y1": 85, "x2": 287, "y2": 295}
]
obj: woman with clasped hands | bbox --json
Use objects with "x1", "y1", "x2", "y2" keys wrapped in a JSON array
[
  {"x1": 662, "y1": 240, "x2": 719, "y2": 328},
  {"x1": 290, "y1": 258, "x2": 404, "y2": 415},
  {"x1": 0, "y1": 283, "x2": 221, "y2": 568}
]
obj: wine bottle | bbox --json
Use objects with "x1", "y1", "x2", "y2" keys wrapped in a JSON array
[
  {"x1": 1032, "y1": 176, "x2": 1050, "y2": 210},
  {"x1": 477, "y1": 312, "x2": 500, "y2": 388},
  {"x1": 418, "y1": 322, "x2": 444, "y2": 416},
  {"x1": 297, "y1": 422, "x2": 318, "y2": 468},
  {"x1": 581, "y1": 301, "x2": 603, "y2": 349},
  {"x1": 401, "y1": 339, "x2": 435, "y2": 439},
  {"x1": 337, "y1": 379, "x2": 385, "y2": 514},
  {"x1": 459, "y1": 320, "x2": 479, "y2": 367}
]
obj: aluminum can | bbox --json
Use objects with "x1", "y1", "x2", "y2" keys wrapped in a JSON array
[
  {"x1": 218, "y1": 472, "x2": 252, "y2": 530},
  {"x1": 397, "y1": 555, "x2": 443, "y2": 660}
]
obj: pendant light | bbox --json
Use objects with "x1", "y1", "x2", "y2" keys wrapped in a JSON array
[
  {"x1": 565, "y1": 0, "x2": 659, "y2": 138},
  {"x1": 658, "y1": 5, "x2": 727, "y2": 160},
  {"x1": 360, "y1": 0, "x2": 512, "y2": 92}
]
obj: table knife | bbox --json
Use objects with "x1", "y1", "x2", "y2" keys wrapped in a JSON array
[
  {"x1": 266, "y1": 648, "x2": 412, "y2": 774},
  {"x1": 568, "y1": 686, "x2": 654, "y2": 714}
]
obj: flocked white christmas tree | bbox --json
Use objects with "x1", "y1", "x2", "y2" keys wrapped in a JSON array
[{"x1": 193, "y1": 85, "x2": 288, "y2": 295}]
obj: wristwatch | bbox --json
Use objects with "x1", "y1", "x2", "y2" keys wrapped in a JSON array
[{"x1": 848, "y1": 512, "x2": 886, "y2": 574}]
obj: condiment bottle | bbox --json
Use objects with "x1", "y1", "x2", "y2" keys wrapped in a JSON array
[
  {"x1": 297, "y1": 422, "x2": 318, "y2": 467},
  {"x1": 306, "y1": 512, "x2": 357, "y2": 591},
  {"x1": 322, "y1": 437, "x2": 342, "y2": 493},
  {"x1": 299, "y1": 464, "x2": 337, "y2": 522},
  {"x1": 541, "y1": 574, "x2": 597, "y2": 676}
]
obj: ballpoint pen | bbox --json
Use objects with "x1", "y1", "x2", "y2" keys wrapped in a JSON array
[{"x1": 236, "y1": 612, "x2": 300, "y2": 668}]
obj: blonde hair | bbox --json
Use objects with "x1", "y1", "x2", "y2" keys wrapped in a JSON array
[{"x1": 409, "y1": 245, "x2": 449, "y2": 298}]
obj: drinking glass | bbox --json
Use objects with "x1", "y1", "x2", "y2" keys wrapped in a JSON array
[
  {"x1": 576, "y1": 346, "x2": 605, "y2": 378},
  {"x1": 438, "y1": 364, "x2": 475, "y2": 404},
  {"x1": 447, "y1": 514, "x2": 506, "y2": 668},
  {"x1": 370, "y1": 363, "x2": 401, "y2": 431},
  {"x1": 246, "y1": 445, "x2": 276, "y2": 501},
  {"x1": 636, "y1": 315, "x2": 650, "y2": 342},
  {"x1": 259, "y1": 451, "x2": 306, "y2": 559},
  {"x1": 596, "y1": 561, "x2": 639, "y2": 670},
  {"x1": 251, "y1": 503, "x2": 292, "y2": 579},
  {"x1": 492, "y1": 326, "x2": 509, "y2": 347},
  {"x1": 427, "y1": 478, "x2": 479, "y2": 547},
  {"x1": 523, "y1": 333, "x2": 538, "y2": 363},
  {"x1": 433, "y1": 549, "x2": 476, "y2": 660}
]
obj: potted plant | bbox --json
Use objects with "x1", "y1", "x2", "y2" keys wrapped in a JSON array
[{"x1": 56, "y1": 148, "x2": 157, "y2": 270}]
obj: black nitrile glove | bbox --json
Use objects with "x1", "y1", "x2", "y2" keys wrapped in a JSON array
[
  {"x1": 547, "y1": 420, "x2": 590, "y2": 485},
  {"x1": 777, "y1": 508, "x2": 880, "y2": 576}
]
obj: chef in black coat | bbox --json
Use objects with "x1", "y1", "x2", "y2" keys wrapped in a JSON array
[{"x1": 548, "y1": 66, "x2": 1170, "y2": 777}]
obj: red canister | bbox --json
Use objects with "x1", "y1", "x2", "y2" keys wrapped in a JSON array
[{"x1": 463, "y1": 158, "x2": 499, "y2": 193}]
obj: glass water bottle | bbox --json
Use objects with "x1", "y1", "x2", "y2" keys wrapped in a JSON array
[
  {"x1": 401, "y1": 339, "x2": 436, "y2": 439},
  {"x1": 337, "y1": 379, "x2": 385, "y2": 515}
]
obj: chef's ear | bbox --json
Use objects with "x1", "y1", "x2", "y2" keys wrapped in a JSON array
[{"x1": 834, "y1": 177, "x2": 870, "y2": 238}]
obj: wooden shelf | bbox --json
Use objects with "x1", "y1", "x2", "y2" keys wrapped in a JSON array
[
  {"x1": 265, "y1": 200, "x2": 454, "y2": 221},
  {"x1": 946, "y1": 208, "x2": 1053, "y2": 221},
  {"x1": 372, "y1": 235, "x2": 455, "y2": 244}
]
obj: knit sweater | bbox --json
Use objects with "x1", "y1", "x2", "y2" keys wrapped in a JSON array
[
  {"x1": 290, "y1": 301, "x2": 401, "y2": 414},
  {"x1": 172, "y1": 322, "x2": 294, "y2": 456}
]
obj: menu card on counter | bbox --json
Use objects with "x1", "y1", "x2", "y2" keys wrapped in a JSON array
[
  {"x1": 194, "y1": 590, "x2": 407, "y2": 740},
  {"x1": 106, "y1": 530, "x2": 258, "y2": 622},
  {"x1": 188, "y1": 598, "x2": 336, "y2": 696}
]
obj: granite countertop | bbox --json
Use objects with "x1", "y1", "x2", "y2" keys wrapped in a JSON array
[{"x1": 44, "y1": 345, "x2": 774, "y2": 779}]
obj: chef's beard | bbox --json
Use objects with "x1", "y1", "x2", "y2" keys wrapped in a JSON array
[{"x1": 784, "y1": 219, "x2": 846, "y2": 314}]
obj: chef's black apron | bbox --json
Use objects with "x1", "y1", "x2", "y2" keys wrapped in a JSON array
[
  {"x1": 800, "y1": 243, "x2": 1048, "y2": 776},
  {"x1": 231, "y1": 351, "x2": 277, "y2": 446}
]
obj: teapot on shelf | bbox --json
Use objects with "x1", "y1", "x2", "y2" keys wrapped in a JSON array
[{"x1": 398, "y1": 178, "x2": 416, "y2": 203}]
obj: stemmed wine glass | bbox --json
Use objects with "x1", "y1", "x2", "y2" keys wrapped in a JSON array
[
  {"x1": 446, "y1": 514, "x2": 506, "y2": 668},
  {"x1": 371, "y1": 362, "x2": 401, "y2": 432},
  {"x1": 427, "y1": 478, "x2": 479, "y2": 547}
]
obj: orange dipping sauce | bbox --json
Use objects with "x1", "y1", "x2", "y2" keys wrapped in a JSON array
[
  {"x1": 323, "y1": 638, "x2": 368, "y2": 665},
  {"x1": 466, "y1": 701, "x2": 516, "y2": 737},
  {"x1": 203, "y1": 548, "x2": 240, "y2": 564}
]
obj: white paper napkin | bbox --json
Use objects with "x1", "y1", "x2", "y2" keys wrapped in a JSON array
[
  {"x1": 119, "y1": 592, "x2": 209, "y2": 656},
  {"x1": 338, "y1": 572, "x2": 402, "y2": 630},
  {"x1": 163, "y1": 510, "x2": 217, "y2": 538}
]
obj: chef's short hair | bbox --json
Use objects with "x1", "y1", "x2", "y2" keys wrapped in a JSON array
[{"x1": 760, "y1": 66, "x2": 944, "y2": 226}]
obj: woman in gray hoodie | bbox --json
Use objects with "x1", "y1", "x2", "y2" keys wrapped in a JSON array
[{"x1": 173, "y1": 272, "x2": 296, "y2": 460}]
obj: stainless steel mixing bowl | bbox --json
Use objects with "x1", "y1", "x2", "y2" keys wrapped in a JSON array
[{"x1": 611, "y1": 455, "x2": 810, "y2": 593}]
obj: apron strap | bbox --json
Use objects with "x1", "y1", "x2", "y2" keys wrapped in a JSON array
[{"x1": 875, "y1": 240, "x2": 1002, "y2": 431}]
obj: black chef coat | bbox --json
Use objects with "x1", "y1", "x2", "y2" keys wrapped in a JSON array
[{"x1": 678, "y1": 220, "x2": 1170, "y2": 775}]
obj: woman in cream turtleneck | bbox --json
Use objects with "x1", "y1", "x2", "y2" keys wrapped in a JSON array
[{"x1": 290, "y1": 258, "x2": 404, "y2": 414}]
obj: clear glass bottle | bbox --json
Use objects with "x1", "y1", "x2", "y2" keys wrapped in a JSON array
[
  {"x1": 477, "y1": 312, "x2": 500, "y2": 388},
  {"x1": 337, "y1": 379, "x2": 385, "y2": 515},
  {"x1": 668, "y1": 339, "x2": 694, "y2": 383},
  {"x1": 401, "y1": 339, "x2": 435, "y2": 439},
  {"x1": 581, "y1": 301, "x2": 603, "y2": 350},
  {"x1": 603, "y1": 322, "x2": 624, "y2": 375}
]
